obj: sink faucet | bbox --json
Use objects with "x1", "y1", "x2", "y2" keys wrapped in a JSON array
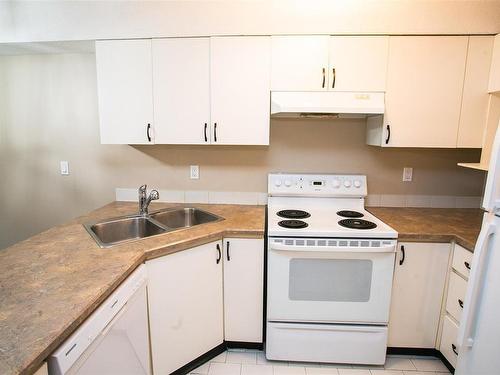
[{"x1": 138, "y1": 184, "x2": 160, "y2": 215}]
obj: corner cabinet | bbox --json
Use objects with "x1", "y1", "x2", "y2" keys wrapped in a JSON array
[
  {"x1": 97, "y1": 37, "x2": 270, "y2": 145},
  {"x1": 95, "y1": 39, "x2": 154, "y2": 144},
  {"x1": 388, "y1": 242, "x2": 451, "y2": 348},
  {"x1": 146, "y1": 237, "x2": 264, "y2": 374},
  {"x1": 147, "y1": 241, "x2": 224, "y2": 374}
]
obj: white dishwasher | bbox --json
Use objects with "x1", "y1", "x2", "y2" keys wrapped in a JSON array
[{"x1": 48, "y1": 265, "x2": 151, "y2": 375}]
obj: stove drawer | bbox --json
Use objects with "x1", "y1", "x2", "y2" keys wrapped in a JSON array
[{"x1": 266, "y1": 322, "x2": 387, "y2": 365}]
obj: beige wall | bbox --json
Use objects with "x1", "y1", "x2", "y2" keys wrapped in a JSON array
[
  {"x1": 0, "y1": 53, "x2": 486, "y2": 249},
  {"x1": 1, "y1": 1, "x2": 500, "y2": 43}
]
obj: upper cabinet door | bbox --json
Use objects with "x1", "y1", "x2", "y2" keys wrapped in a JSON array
[
  {"x1": 152, "y1": 38, "x2": 211, "y2": 145},
  {"x1": 271, "y1": 36, "x2": 329, "y2": 91},
  {"x1": 488, "y1": 35, "x2": 500, "y2": 93},
  {"x1": 328, "y1": 36, "x2": 389, "y2": 92},
  {"x1": 95, "y1": 40, "x2": 154, "y2": 144},
  {"x1": 210, "y1": 36, "x2": 271, "y2": 145},
  {"x1": 384, "y1": 36, "x2": 468, "y2": 147},
  {"x1": 457, "y1": 36, "x2": 494, "y2": 148}
]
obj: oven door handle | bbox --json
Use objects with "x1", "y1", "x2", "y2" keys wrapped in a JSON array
[{"x1": 269, "y1": 243, "x2": 396, "y2": 253}]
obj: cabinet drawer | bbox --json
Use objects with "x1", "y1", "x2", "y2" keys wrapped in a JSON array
[
  {"x1": 452, "y1": 244, "x2": 472, "y2": 279},
  {"x1": 440, "y1": 315, "x2": 459, "y2": 368},
  {"x1": 446, "y1": 272, "x2": 468, "y2": 322}
]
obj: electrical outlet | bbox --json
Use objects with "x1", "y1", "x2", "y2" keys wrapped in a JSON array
[
  {"x1": 190, "y1": 165, "x2": 200, "y2": 179},
  {"x1": 60, "y1": 161, "x2": 69, "y2": 175},
  {"x1": 403, "y1": 167, "x2": 413, "y2": 182}
]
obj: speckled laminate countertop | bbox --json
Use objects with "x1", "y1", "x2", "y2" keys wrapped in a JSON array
[
  {"x1": 368, "y1": 207, "x2": 484, "y2": 251},
  {"x1": 0, "y1": 202, "x2": 265, "y2": 375}
]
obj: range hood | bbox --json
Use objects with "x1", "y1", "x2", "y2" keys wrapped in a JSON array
[{"x1": 271, "y1": 91, "x2": 385, "y2": 118}]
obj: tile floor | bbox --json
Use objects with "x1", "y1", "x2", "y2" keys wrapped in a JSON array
[{"x1": 189, "y1": 349, "x2": 452, "y2": 375}]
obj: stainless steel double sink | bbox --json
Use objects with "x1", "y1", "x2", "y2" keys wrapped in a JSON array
[{"x1": 84, "y1": 207, "x2": 223, "y2": 248}]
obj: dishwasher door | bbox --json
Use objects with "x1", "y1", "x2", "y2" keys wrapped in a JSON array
[{"x1": 49, "y1": 266, "x2": 151, "y2": 375}]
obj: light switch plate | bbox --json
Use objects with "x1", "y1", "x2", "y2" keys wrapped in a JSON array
[
  {"x1": 403, "y1": 167, "x2": 413, "y2": 182},
  {"x1": 190, "y1": 165, "x2": 200, "y2": 179},
  {"x1": 60, "y1": 161, "x2": 69, "y2": 175}
]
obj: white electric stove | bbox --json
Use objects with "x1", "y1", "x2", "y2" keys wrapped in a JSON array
[{"x1": 266, "y1": 173, "x2": 398, "y2": 365}]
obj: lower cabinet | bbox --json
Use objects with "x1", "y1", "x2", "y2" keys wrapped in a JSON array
[
  {"x1": 147, "y1": 237, "x2": 264, "y2": 374},
  {"x1": 439, "y1": 242, "x2": 471, "y2": 368},
  {"x1": 147, "y1": 241, "x2": 224, "y2": 374},
  {"x1": 223, "y1": 238, "x2": 264, "y2": 343},
  {"x1": 388, "y1": 242, "x2": 451, "y2": 348}
]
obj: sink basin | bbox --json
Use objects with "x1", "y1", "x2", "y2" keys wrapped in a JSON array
[
  {"x1": 149, "y1": 207, "x2": 223, "y2": 229},
  {"x1": 85, "y1": 207, "x2": 224, "y2": 248},
  {"x1": 85, "y1": 216, "x2": 167, "y2": 248}
]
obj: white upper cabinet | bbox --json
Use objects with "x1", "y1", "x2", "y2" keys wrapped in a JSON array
[
  {"x1": 95, "y1": 39, "x2": 154, "y2": 144},
  {"x1": 152, "y1": 38, "x2": 211, "y2": 144},
  {"x1": 368, "y1": 36, "x2": 468, "y2": 148},
  {"x1": 271, "y1": 36, "x2": 388, "y2": 92},
  {"x1": 271, "y1": 36, "x2": 330, "y2": 91},
  {"x1": 210, "y1": 36, "x2": 271, "y2": 145},
  {"x1": 457, "y1": 36, "x2": 494, "y2": 148},
  {"x1": 328, "y1": 36, "x2": 389, "y2": 92},
  {"x1": 488, "y1": 34, "x2": 500, "y2": 93}
]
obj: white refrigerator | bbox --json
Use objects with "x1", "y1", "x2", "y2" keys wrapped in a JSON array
[{"x1": 456, "y1": 122, "x2": 500, "y2": 375}]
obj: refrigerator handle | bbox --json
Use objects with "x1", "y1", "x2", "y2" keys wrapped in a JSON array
[{"x1": 457, "y1": 219, "x2": 496, "y2": 349}]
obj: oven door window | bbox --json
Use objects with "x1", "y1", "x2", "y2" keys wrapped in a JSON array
[{"x1": 289, "y1": 258, "x2": 373, "y2": 302}]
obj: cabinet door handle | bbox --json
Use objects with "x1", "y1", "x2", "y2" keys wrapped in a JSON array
[
  {"x1": 331, "y1": 68, "x2": 336, "y2": 88},
  {"x1": 458, "y1": 299, "x2": 464, "y2": 308},
  {"x1": 399, "y1": 245, "x2": 405, "y2": 265},
  {"x1": 214, "y1": 123, "x2": 217, "y2": 142},
  {"x1": 452, "y1": 344, "x2": 459, "y2": 355},
  {"x1": 216, "y1": 244, "x2": 221, "y2": 264},
  {"x1": 385, "y1": 125, "x2": 391, "y2": 145},
  {"x1": 204, "y1": 123, "x2": 208, "y2": 142},
  {"x1": 464, "y1": 261, "x2": 471, "y2": 270},
  {"x1": 146, "y1": 123, "x2": 152, "y2": 142},
  {"x1": 322, "y1": 68, "x2": 326, "y2": 88},
  {"x1": 226, "y1": 241, "x2": 230, "y2": 261}
]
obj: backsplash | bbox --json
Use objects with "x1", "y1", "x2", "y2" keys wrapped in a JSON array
[{"x1": 116, "y1": 188, "x2": 482, "y2": 208}]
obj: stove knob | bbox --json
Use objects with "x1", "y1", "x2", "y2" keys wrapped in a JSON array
[
  {"x1": 332, "y1": 179, "x2": 341, "y2": 188},
  {"x1": 274, "y1": 179, "x2": 282, "y2": 187},
  {"x1": 353, "y1": 180, "x2": 362, "y2": 188},
  {"x1": 344, "y1": 180, "x2": 352, "y2": 188},
  {"x1": 284, "y1": 180, "x2": 292, "y2": 187}
]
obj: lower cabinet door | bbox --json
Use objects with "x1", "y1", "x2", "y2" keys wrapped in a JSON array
[
  {"x1": 440, "y1": 315, "x2": 459, "y2": 368},
  {"x1": 147, "y1": 241, "x2": 224, "y2": 374},
  {"x1": 223, "y1": 238, "x2": 264, "y2": 343},
  {"x1": 388, "y1": 242, "x2": 451, "y2": 348}
]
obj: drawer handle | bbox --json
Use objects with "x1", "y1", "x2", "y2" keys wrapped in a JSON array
[
  {"x1": 146, "y1": 123, "x2": 152, "y2": 142},
  {"x1": 204, "y1": 123, "x2": 208, "y2": 142},
  {"x1": 464, "y1": 261, "x2": 471, "y2": 270},
  {"x1": 452, "y1": 344, "x2": 459, "y2": 355},
  {"x1": 322, "y1": 68, "x2": 326, "y2": 88},
  {"x1": 385, "y1": 124, "x2": 391, "y2": 145},
  {"x1": 226, "y1": 241, "x2": 230, "y2": 261},
  {"x1": 332, "y1": 68, "x2": 336, "y2": 88},
  {"x1": 458, "y1": 299, "x2": 464, "y2": 308}
]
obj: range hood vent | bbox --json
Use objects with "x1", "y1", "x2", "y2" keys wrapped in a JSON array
[{"x1": 271, "y1": 91, "x2": 385, "y2": 118}]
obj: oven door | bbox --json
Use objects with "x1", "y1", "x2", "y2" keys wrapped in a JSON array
[{"x1": 267, "y1": 237, "x2": 396, "y2": 324}]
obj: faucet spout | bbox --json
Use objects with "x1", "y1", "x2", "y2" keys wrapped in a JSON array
[{"x1": 138, "y1": 185, "x2": 159, "y2": 215}]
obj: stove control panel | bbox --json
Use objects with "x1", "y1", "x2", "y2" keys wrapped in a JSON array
[{"x1": 268, "y1": 173, "x2": 367, "y2": 197}]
